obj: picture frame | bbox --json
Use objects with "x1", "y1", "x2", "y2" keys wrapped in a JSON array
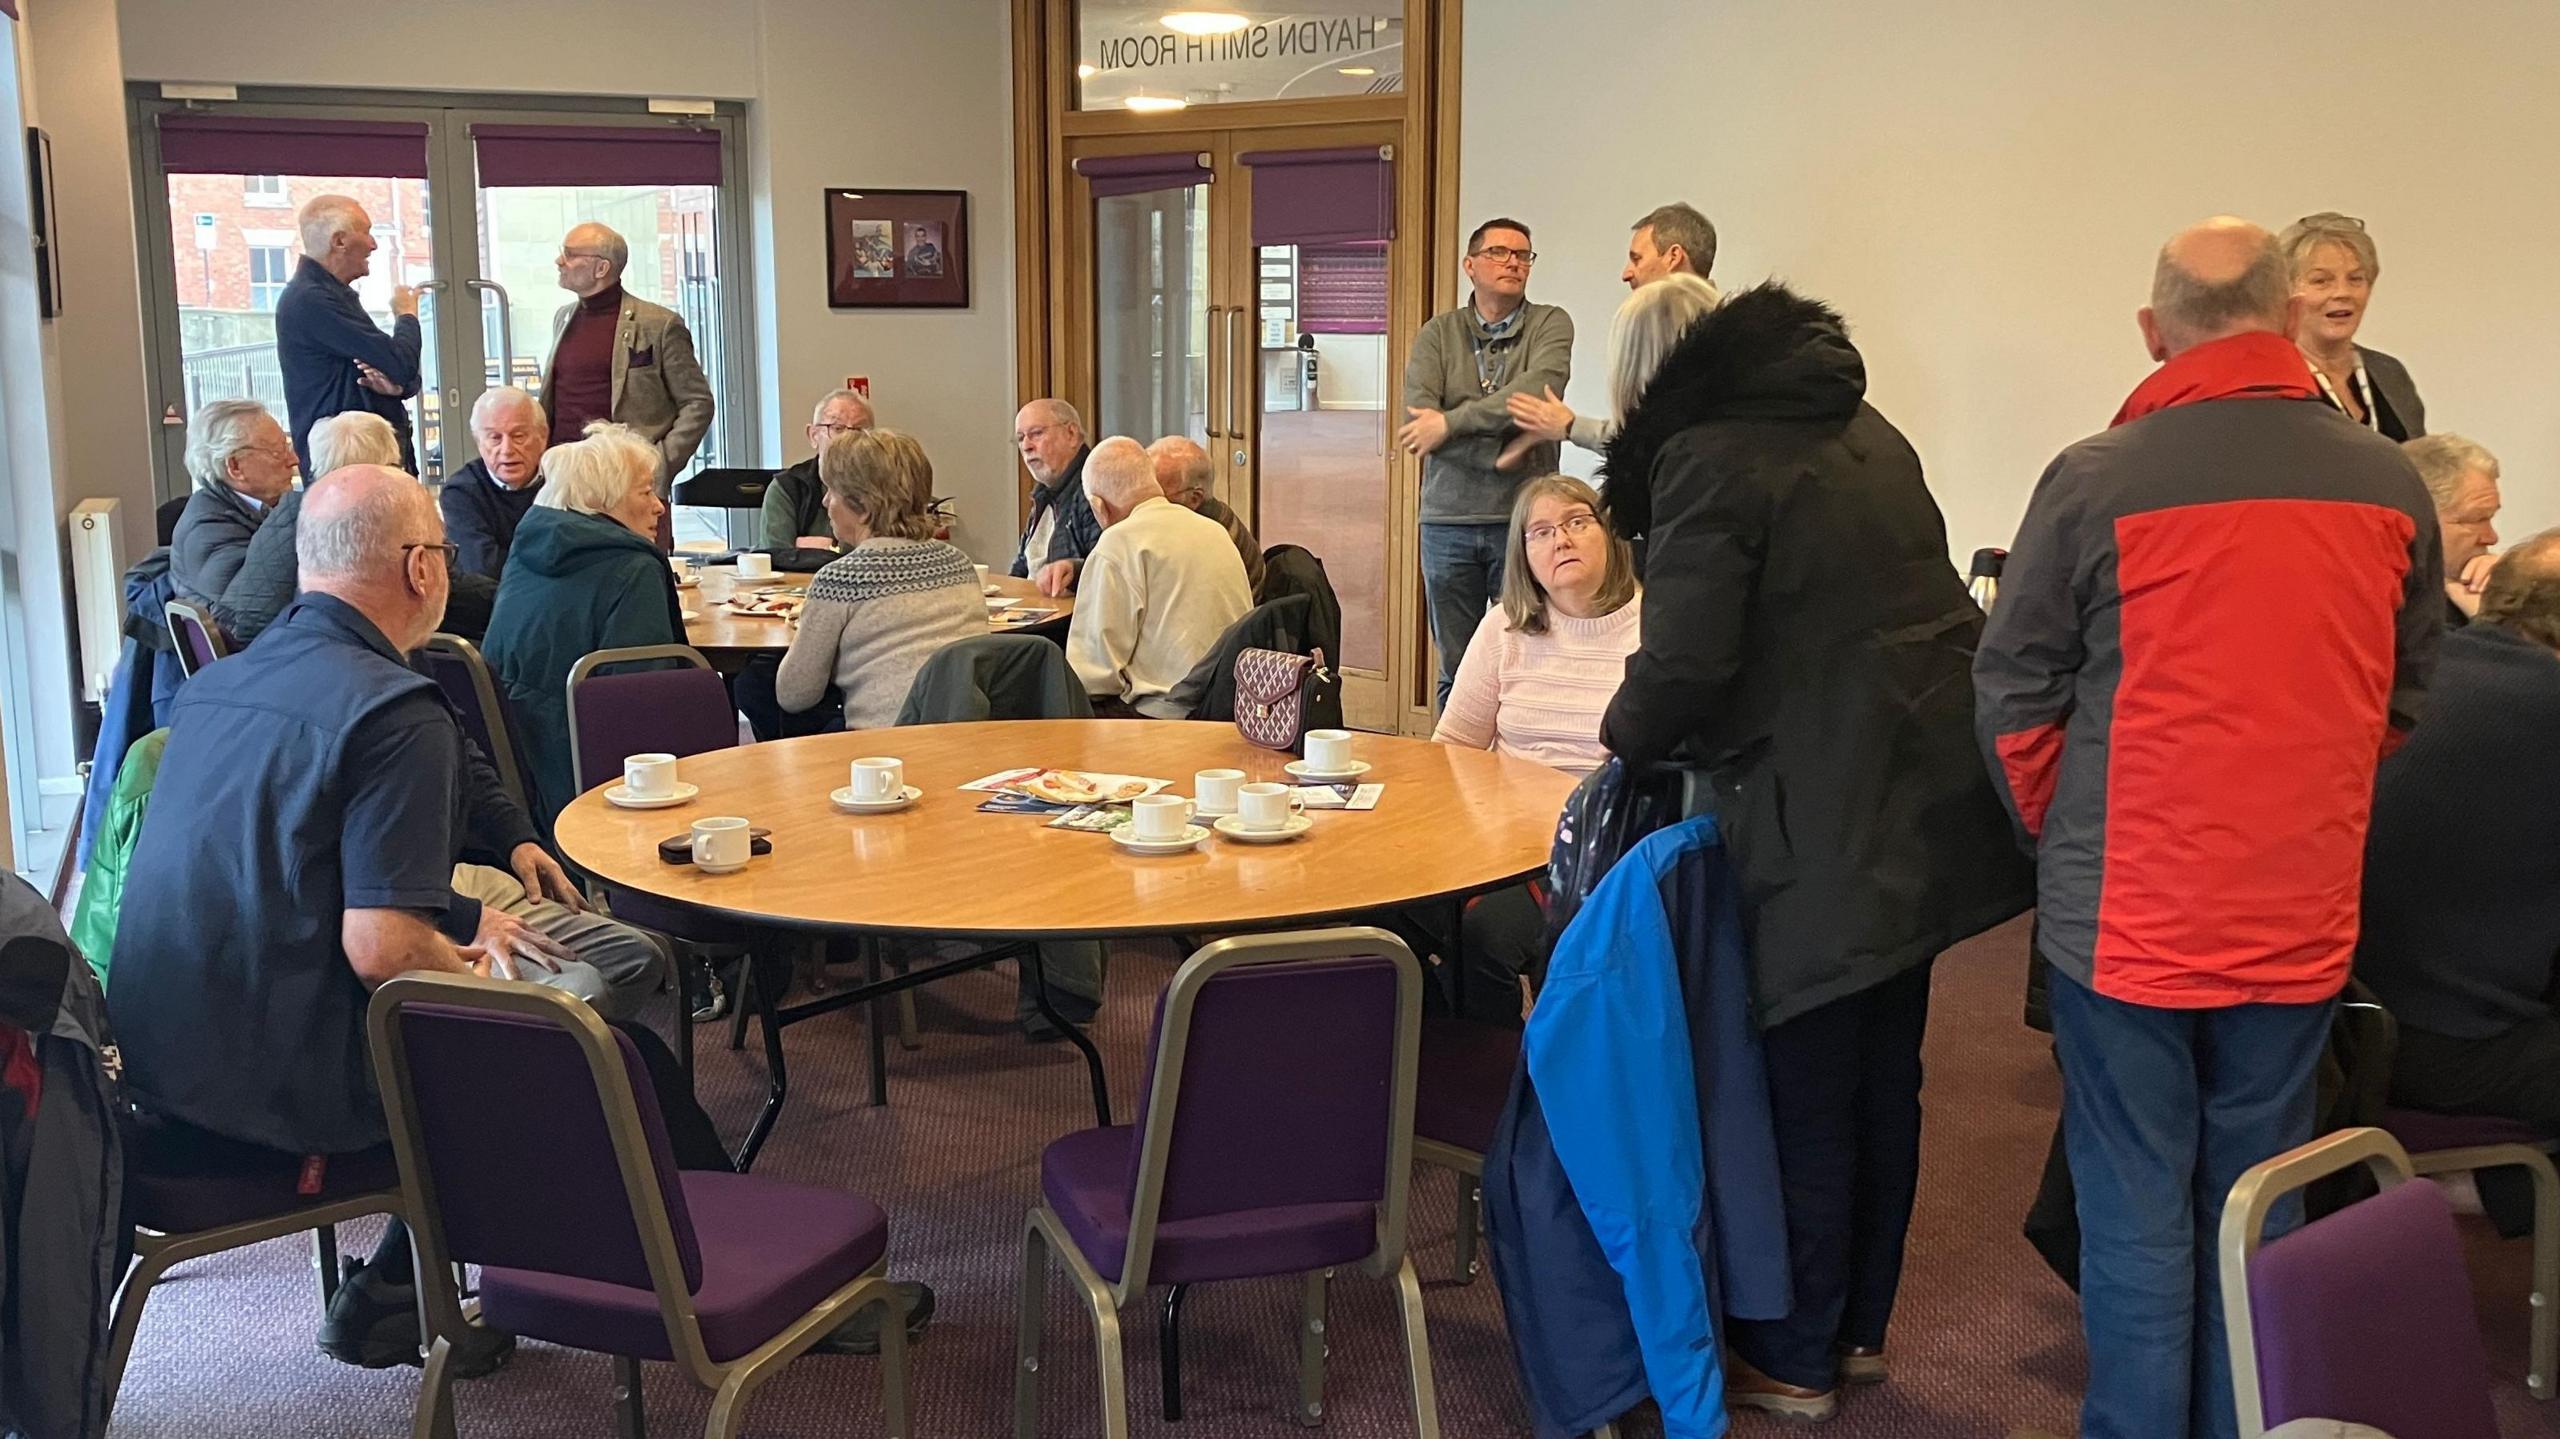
[
  {"x1": 26, "y1": 127, "x2": 59, "y2": 318},
  {"x1": 825, "y1": 188, "x2": 968, "y2": 309}
]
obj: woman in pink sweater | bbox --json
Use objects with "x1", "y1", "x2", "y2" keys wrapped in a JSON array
[{"x1": 1432, "y1": 474, "x2": 1642, "y2": 775}]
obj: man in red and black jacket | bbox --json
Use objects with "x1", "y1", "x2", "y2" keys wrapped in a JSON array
[{"x1": 1974, "y1": 216, "x2": 2439, "y2": 1439}]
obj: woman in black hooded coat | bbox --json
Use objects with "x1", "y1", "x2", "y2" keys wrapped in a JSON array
[{"x1": 1598, "y1": 278, "x2": 2032, "y2": 1412}]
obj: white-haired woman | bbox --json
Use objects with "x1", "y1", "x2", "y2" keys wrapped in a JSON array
[
  {"x1": 207, "y1": 410, "x2": 404, "y2": 644},
  {"x1": 484, "y1": 423, "x2": 681, "y2": 821},
  {"x1": 1598, "y1": 274, "x2": 2032, "y2": 1417},
  {"x1": 2280, "y1": 211, "x2": 2425, "y2": 440},
  {"x1": 171, "y1": 398, "x2": 297, "y2": 605}
]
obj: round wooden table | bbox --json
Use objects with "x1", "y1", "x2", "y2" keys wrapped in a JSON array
[
  {"x1": 554, "y1": 720, "x2": 1576, "y2": 939},
  {"x1": 682, "y1": 569, "x2": 1073, "y2": 658}
]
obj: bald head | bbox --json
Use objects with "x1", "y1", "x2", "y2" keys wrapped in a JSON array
[
  {"x1": 1081, "y1": 436, "x2": 1159, "y2": 524},
  {"x1": 298, "y1": 466, "x2": 450, "y2": 649},
  {"x1": 2143, "y1": 216, "x2": 2296, "y2": 358},
  {"x1": 557, "y1": 222, "x2": 630, "y2": 299},
  {"x1": 1148, "y1": 435, "x2": 1215, "y2": 508}
]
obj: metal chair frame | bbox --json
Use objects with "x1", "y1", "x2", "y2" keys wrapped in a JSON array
[
  {"x1": 163, "y1": 598, "x2": 230, "y2": 677},
  {"x1": 1013, "y1": 926, "x2": 1439, "y2": 1439},
  {"x1": 422, "y1": 632, "x2": 534, "y2": 816},
  {"x1": 369, "y1": 974, "x2": 910, "y2": 1439},
  {"x1": 2399, "y1": 1130, "x2": 2560, "y2": 1399}
]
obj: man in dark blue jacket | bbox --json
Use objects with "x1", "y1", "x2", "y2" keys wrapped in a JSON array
[{"x1": 275, "y1": 194, "x2": 421, "y2": 475}]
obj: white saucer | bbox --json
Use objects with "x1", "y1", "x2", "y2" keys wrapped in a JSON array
[
  {"x1": 605, "y1": 782, "x2": 699, "y2": 810},
  {"x1": 984, "y1": 595, "x2": 1014, "y2": 608},
  {"x1": 674, "y1": 576, "x2": 699, "y2": 590},
  {"x1": 1283, "y1": 759, "x2": 1372, "y2": 782},
  {"x1": 729, "y1": 571, "x2": 788, "y2": 587},
  {"x1": 680, "y1": 606, "x2": 701, "y2": 621},
  {"x1": 1110, "y1": 824, "x2": 1208, "y2": 855},
  {"x1": 983, "y1": 584, "x2": 1003, "y2": 596},
  {"x1": 1214, "y1": 813, "x2": 1312, "y2": 844},
  {"x1": 831, "y1": 784, "x2": 922, "y2": 814}
]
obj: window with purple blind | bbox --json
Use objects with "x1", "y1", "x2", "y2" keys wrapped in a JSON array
[{"x1": 1297, "y1": 242, "x2": 1388, "y2": 336}]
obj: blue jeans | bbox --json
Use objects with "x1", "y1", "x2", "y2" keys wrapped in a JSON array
[
  {"x1": 1420, "y1": 521, "x2": 1507, "y2": 708},
  {"x1": 2048, "y1": 970, "x2": 2332, "y2": 1439}
]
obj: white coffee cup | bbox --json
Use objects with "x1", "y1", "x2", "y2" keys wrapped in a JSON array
[
  {"x1": 1194, "y1": 768, "x2": 1245, "y2": 816},
  {"x1": 736, "y1": 551, "x2": 776, "y2": 580},
  {"x1": 974, "y1": 563, "x2": 992, "y2": 588},
  {"x1": 1129, "y1": 793, "x2": 1195, "y2": 841},
  {"x1": 1302, "y1": 729, "x2": 1355, "y2": 774},
  {"x1": 691, "y1": 816, "x2": 752, "y2": 873},
  {"x1": 625, "y1": 752, "x2": 679, "y2": 799},
  {"x1": 1236, "y1": 781, "x2": 1304, "y2": 832},
  {"x1": 850, "y1": 756, "x2": 905, "y2": 803}
]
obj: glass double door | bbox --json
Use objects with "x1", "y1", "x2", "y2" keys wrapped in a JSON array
[
  {"x1": 135, "y1": 97, "x2": 745, "y2": 546},
  {"x1": 1069, "y1": 122, "x2": 1404, "y2": 728}
]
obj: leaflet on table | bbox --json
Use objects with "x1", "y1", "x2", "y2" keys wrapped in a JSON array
[
  {"x1": 1293, "y1": 783, "x2": 1383, "y2": 811},
  {"x1": 1042, "y1": 804, "x2": 1131, "y2": 833},
  {"x1": 955, "y1": 768, "x2": 1177, "y2": 805}
]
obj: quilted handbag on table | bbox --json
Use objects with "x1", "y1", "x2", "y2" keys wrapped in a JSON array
[{"x1": 1233, "y1": 646, "x2": 1339, "y2": 752}]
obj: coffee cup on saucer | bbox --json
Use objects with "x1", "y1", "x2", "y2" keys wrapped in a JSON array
[
  {"x1": 1194, "y1": 768, "x2": 1245, "y2": 816},
  {"x1": 1236, "y1": 781, "x2": 1303, "y2": 832},
  {"x1": 850, "y1": 756, "x2": 905, "y2": 803},
  {"x1": 1302, "y1": 729, "x2": 1355, "y2": 774},
  {"x1": 625, "y1": 752, "x2": 679, "y2": 800},
  {"x1": 736, "y1": 551, "x2": 776, "y2": 581},
  {"x1": 691, "y1": 816, "x2": 752, "y2": 874},
  {"x1": 1129, "y1": 793, "x2": 1196, "y2": 842}
]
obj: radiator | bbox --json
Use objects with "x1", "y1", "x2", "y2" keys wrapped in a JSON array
[{"x1": 67, "y1": 498, "x2": 124, "y2": 704}]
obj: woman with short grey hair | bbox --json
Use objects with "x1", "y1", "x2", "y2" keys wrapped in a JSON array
[
  {"x1": 2278, "y1": 211, "x2": 2426, "y2": 440},
  {"x1": 303, "y1": 410, "x2": 403, "y2": 480},
  {"x1": 171, "y1": 398, "x2": 297, "y2": 605}
]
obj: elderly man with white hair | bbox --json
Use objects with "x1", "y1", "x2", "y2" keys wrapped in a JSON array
[
  {"x1": 442, "y1": 386, "x2": 550, "y2": 579},
  {"x1": 542, "y1": 222, "x2": 716, "y2": 508},
  {"x1": 1011, "y1": 397, "x2": 1103, "y2": 594},
  {"x1": 2404, "y1": 433, "x2": 2505, "y2": 625},
  {"x1": 1065, "y1": 435, "x2": 1253, "y2": 718},
  {"x1": 274, "y1": 193, "x2": 421, "y2": 475},
  {"x1": 208, "y1": 409, "x2": 410, "y2": 644},
  {"x1": 762, "y1": 388, "x2": 877, "y2": 550},
  {"x1": 170, "y1": 398, "x2": 297, "y2": 607},
  {"x1": 1148, "y1": 434, "x2": 1265, "y2": 596}
]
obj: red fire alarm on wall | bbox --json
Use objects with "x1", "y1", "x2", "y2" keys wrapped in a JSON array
[{"x1": 844, "y1": 376, "x2": 871, "y2": 399}]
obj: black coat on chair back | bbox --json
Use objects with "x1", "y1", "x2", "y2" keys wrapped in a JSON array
[{"x1": 1600, "y1": 283, "x2": 2031, "y2": 1026}]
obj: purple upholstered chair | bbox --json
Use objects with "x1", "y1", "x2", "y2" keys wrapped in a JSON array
[
  {"x1": 368, "y1": 973, "x2": 910, "y2": 1439},
  {"x1": 422, "y1": 632, "x2": 534, "y2": 817},
  {"x1": 1412, "y1": 1014, "x2": 1520, "y2": 1284},
  {"x1": 2380, "y1": 1107, "x2": 2560, "y2": 1400},
  {"x1": 163, "y1": 598, "x2": 229, "y2": 678},
  {"x1": 2220, "y1": 1126, "x2": 2499, "y2": 1439},
  {"x1": 1014, "y1": 927, "x2": 1438, "y2": 1439}
]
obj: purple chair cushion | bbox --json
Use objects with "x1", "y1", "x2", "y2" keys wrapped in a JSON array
[
  {"x1": 573, "y1": 667, "x2": 736, "y2": 792},
  {"x1": 479, "y1": 1171, "x2": 888, "y2": 1364},
  {"x1": 1041, "y1": 1126, "x2": 1377, "y2": 1286},
  {"x1": 2248, "y1": 1178, "x2": 2500, "y2": 1438},
  {"x1": 123, "y1": 1140, "x2": 399, "y2": 1235},
  {"x1": 1414, "y1": 1015, "x2": 1519, "y2": 1153},
  {"x1": 2379, "y1": 1107, "x2": 2555, "y2": 1156}
]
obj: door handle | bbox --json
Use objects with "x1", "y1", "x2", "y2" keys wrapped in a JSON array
[
  {"x1": 1226, "y1": 306, "x2": 1247, "y2": 447},
  {"x1": 1204, "y1": 305, "x2": 1225, "y2": 439},
  {"x1": 465, "y1": 278, "x2": 514, "y2": 388}
]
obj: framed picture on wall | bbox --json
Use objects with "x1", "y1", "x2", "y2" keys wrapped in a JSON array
[{"x1": 825, "y1": 189, "x2": 968, "y2": 308}]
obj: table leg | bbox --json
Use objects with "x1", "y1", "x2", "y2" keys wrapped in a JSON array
[
  {"x1": 865, "y1": 937, "x2": 890, "y2": 1109},
  {"x1": 1025, "y1": 943, "x2": 1112, "y2": 1127}
]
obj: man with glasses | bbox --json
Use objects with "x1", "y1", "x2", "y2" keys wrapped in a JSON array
[
  {"x1": 762, "y1": 389, "x2": 877, "y2": 550},
  {"x1": 1400, "y1": 217, "x2": 1575, "y2": 704},
  {"x1": 1012, "y1": 397, "x2": 1104, "y2": 596},
  {"x1": 543, "y1": 223, "x2": 717, "y2": 528},
  {"x1": 1504, "y1": 202, "x2": 1719, "y2": 464}
]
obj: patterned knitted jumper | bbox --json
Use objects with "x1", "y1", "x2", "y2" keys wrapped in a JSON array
[{"x1": 774, "y1": 537, "x2": 986, "y2": 729}]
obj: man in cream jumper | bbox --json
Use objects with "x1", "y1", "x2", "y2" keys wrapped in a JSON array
[{"x1": 1067, "y1": 437, "x2": 1253, "y2": 717}]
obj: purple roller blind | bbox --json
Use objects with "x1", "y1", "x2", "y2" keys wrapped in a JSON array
[
  {"x1": 159, "y1": 114, "x2": 430, "y2": 178},
  {"x1": 1299, "y1": 243, "x2": 1388, "y2": 335},
  {"x1": 474, "y1": 125, "x2": 722, "y2": 187},
  {"x1": 1073, "y1": 151, "x2": 1212, "y2": 199},
  {"x1": 1238, "y1": 146, "x2": 1394, "y2": 247}
]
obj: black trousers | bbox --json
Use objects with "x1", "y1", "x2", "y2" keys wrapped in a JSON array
[
  {"x1": 1726, "y1": 959, "x2": 1935, "y2": 1389},
  {"x1": 733, "y1": 656, "x2": 843, "y2": 743},
  {"x1": 2391, "y1": 1014, "x2": 2560, "y2": 1238}
]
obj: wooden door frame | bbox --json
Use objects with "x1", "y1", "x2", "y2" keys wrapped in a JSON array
[{"x1": 1012, "y1": 0, "x2": 1463, "y2": 732}]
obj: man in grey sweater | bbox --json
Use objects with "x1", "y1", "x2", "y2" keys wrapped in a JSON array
[{"x1": 1400, "y1": 217, "x2": 1574, "y2": 704}]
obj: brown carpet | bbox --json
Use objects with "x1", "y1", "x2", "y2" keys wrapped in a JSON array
[{"x1": 104, "y1": 917, "x2": 2560, "y2": 1436}]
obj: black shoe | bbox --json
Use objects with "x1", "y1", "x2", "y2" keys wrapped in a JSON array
[
  {"x1": 810, "y1": 1281, "x2": 936, "y2": 1356},
  {"x1": 318, "y1": 1260, "x2": 516, "y2": 1378},
  {"x1": 687, "y1": 959, "x2": 730, "y2": 1023}
]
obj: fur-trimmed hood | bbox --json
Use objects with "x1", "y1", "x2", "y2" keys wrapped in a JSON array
[{"x1": 1600, "y1": 283, "x2": 1867, "y2": 538}]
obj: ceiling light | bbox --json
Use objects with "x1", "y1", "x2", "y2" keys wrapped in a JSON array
[
  {"x1": 1077, "y1": 63, "x2": 1096, "y2": 78},
  {"x1": 1124, "y1": 93, "x2": 1189, "y2": 113},
  {"x1": 1337, "y1": 66, "x2": 1375, "y2": 76},
  {"x1": 1161, "y1": 10, "x2": 1249, "y2": 36}
]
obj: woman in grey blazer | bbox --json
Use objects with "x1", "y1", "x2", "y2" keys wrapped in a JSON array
[{"x1": 2280, "y1": 211, "x2": 2427, "y2": 440}]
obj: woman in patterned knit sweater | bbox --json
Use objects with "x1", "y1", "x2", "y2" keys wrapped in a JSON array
[
  {"x1": 770, "y1": 428, "x2": 984, "y2": 731},
  {"x1": 1432, "y1": 473, "x2": 1642, "y2": 776}
]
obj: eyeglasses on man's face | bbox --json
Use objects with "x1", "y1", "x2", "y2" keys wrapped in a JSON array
[
  {"x1": 1525, "y1": 512, "x2": 1600, "y2": 547},
  {"x1": 811, "y1": 420, "x2": 870, "y2": 438},
  {"x1": 1016, "y1": 423, "x2": 1059, "y2": 447},
  {"x1": 1472, "y1": 244, "x2": 1537, "y2": 267},
  {"x1": 401, "y1": 541, "x2": 462, "y2": 563}
]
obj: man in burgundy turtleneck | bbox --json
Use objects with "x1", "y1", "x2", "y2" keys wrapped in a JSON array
[{"x1": 540, "y1": 223, "x2": 716, "y2": 525}]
